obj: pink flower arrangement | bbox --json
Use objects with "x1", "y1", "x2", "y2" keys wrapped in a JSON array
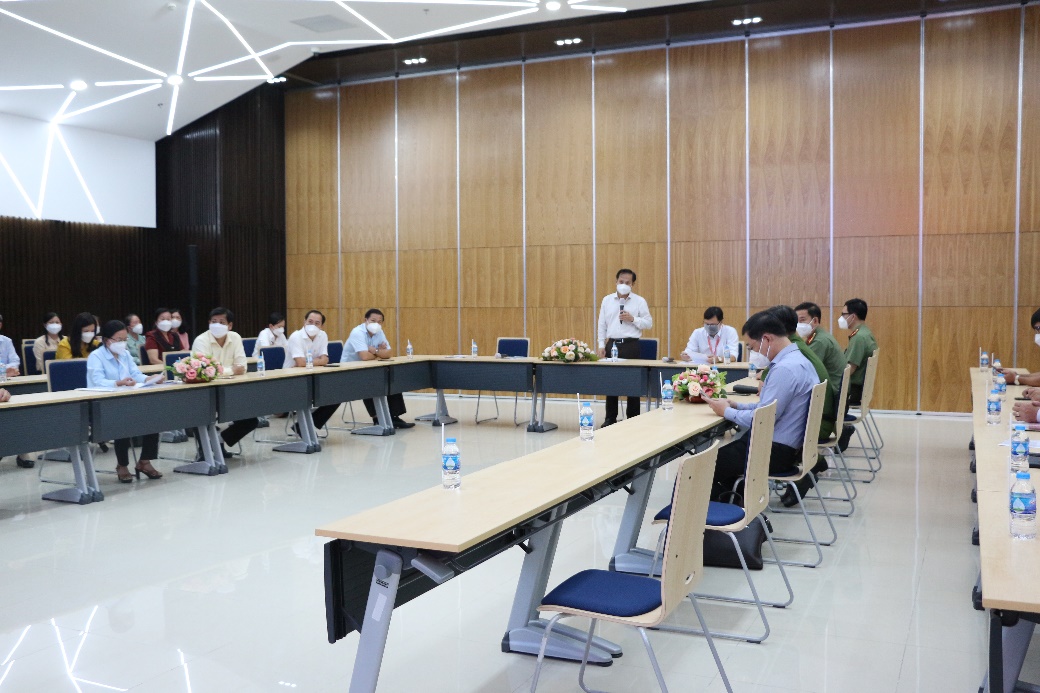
[
  {"x1": 167, "y1": 352, "x2": 222, "y2": 384},
  {"x1": 671, "y1": 365, "x2": 727, "y2": 402},
  {"x1": 541, "y1": 339, "x2": 598, "y2": 363}
]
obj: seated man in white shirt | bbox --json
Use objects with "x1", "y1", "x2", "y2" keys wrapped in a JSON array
[
  {"x1": 343, "y1": 308, "x2": 413, "y2": 429},
  {"x1": 253, "y1": 311, "x2": 288, "y2": 357},
  {"x1": 192, "y1": 307, "x2": 252, "y2": 458},
  {"x1": 681, "y1": 306, "x2": 740, "y2": 364},
  {"x1": 0, "y1": 313, "x2": 22, "y2": 377},
  {"x1": 287, "y1": 310, "x2": 336, "y2": 433},
  {"x1": 596, "y1": 268, "x2": 653, "y2": 426}
]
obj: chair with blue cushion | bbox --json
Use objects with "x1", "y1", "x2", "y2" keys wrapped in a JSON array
[
  {"x1": 41, "y1": 349, "x2": 57, "y2": 375},
  {"x1": 242, "y1": 337, "x2": 257, "y2": 359},
  {"x1": 649, "y1": 400, "x2": 793, "y2": 645},
  {"x1": 138, "y1": 345, "x2": 150, "y2": 367},
  {"x1": 22, "y1": 343, "x2": 38, "y2": 376},
  {"x1": 161, "y1": 350, "x2": 191, "y2": 380},
  {"x1": 327, "y1": 340, "x2": 343, "y2": 365},
  {"x1": 638, "y1": 338, "x2": 658, "y2": 361},
  {"x1": 475, "y1": 337, "x2": 530, "y2": 426},
  {"x1": 767, "y1": 381, "x2": 837, "y2": 568},
  {"x1": 529, "y1": 442, "x2": 732, "y2": 693},
  {"x1": 37, "y1": 360, "x2": 88, "y2": 482}
]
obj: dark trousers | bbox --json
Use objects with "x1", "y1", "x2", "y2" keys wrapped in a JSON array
[
  {"x1": 312, "y1": 405, "x2": 339, "y2": 431},
  {"x1": 604, "y1": 338, "x2": 642, "y2": 423},
  {"x1": 363, "y1": 393, "x2": 407, "y2": 420},
  {"x1": 848, "y1": 383, "x2": 863, "y2": 407},
  {"x1": 222, "y1": 418, "x2": 260, "y2": 447},
  {"x1": 114, "y1": 434, "x2": 160, "y2": 467},
  {"x1": 711, "y1": 433, "x2": 800, "y2": 501}
]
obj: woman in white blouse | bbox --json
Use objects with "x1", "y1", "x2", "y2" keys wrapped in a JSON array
[{"x1": 253, "y1": 311, "x2": 288, "y2": 357}]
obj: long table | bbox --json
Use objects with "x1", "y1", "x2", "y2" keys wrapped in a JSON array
[
  {"x1": 315, "y1": 401, "x2": 733, "y2": 693},
  {"x1": 970, "y1": 369, "x2": 1040, "y2": 693}
]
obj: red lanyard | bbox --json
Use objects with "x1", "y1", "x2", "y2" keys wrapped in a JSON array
[{"x1": 707, "y1": 335, "x2": 719, "y2": 357}]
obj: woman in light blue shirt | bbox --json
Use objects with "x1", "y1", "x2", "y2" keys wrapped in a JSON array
[{"x1": 87, "y1": 320, "x2": 163, "y2": 483}]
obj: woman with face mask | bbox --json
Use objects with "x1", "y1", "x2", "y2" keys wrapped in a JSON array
[
  {"x1": 125, "y1": 314, "x2": 146, "y2": 366},
  {"x1": 169, "y1": 309, "x2": 190, "y2": 350},
  {"x1": 32, "y1": 312, "x2": 63, "y2": 369},
  {"x1": 56, "y1": 312, "x2": 101, "y2": 359},
  {"x1": 254, "y1": 311, "x2": 288, "y2": 357},
  {"x1": 144, "y1": 307, "x2": 183, "y2": 365},
  {"x1": 87, "y1": 320, "x2": 163, "y2": 482}
]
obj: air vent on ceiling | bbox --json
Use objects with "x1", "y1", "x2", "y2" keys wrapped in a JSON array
[{"x1": 291, "y1": 15, "x2": 356, "y2": 33}]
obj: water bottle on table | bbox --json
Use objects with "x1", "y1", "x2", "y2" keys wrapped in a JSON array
[
  {"x1": 987, "y1": 388, "x2": 1001, "y2": 425},
  {"x1": 306, "y1": 350, "x2": 314, "y2": 370},
  {"x1": 981, "y1": 351, "x2": 990, "y2": 374},
  {"x1": 748, "y1": 360, "x2": 757, "y2": 380},
  {"x1": 997, "y1": 372, "x2": 1008, "y2": 401},
  {"x1": 661, "y1": 380, "x2": 674, "y2": 411},
  {"x1": 442, "y1": 438, "x2": 461, "y2": 489},
  {"x1": 1012, "y1": 423, "x2": 1030, "y2": 473},
  {"x1": 610, "y1": 343, "x2": 618, "y2": 362},
  {"x1": 471, "y1": 339, "x2": 478, "y2": 358},
  {"x1": 723, "y1": 346, "x2": 731, "y2": 365},
  {"x1": 579, "y1": 402, "x2": 595, "y2": 441},
  {"x1": 257, "y1": 351, "x2": 266, "y2": 378},
  {"x1": 0, "y1": 360, "x2": 6, "y2": 383},
  {"x1": 1011, "y1": 471, "x2": 1037, "y2": 540},
  {"x1": 407, "y1": 340, "x2": 414, "y2": 360}
]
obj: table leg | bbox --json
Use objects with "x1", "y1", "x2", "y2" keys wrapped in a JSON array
[
  {"x1": 501, "y1": 510, "x2": 620, "y2": 663},
  {"x1": 608, "y1": 468, "x2": 660, "y2": 575},
  {"x1": 42, "y1": 445, "x2": 94, "y2": 504},
  {"x1": 415, "y1": 389, "x2": 458, "y2": 426},
  {"x1": 349, "y1": 549, "x2": 403, "y2": 693},
  {"x1": 352, "y1": 397, "x2": 395, "y2": 437},
  {"x1": 274, "y1": 408, "x2": 322, "y2": 454},
  {"x1": 81, "y1": 443, "x2": 103, "y2": 502},
  {"x1": 175, "y1": 426, "x2": 220, "y2": 475},
  {"x1": 207, "y1": 424, "x2": 228, "y2": 474},
  {"x1": 982, "y1": 611, "x2": 1036, "y2": 693},
  {"x1": 527, "y1": 391, "x2": 558, "y2": 433}
]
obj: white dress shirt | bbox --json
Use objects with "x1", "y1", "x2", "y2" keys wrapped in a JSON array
[
  {"x1": 0, "y1": 335, "x2": 20, "y2": 369},
  {"x1": 286, "y1": 328, "x2": 329, "y2": 365},
  {"x1": 682, "y1": 324, "x2": 740, "y2": 361},
  {"x1": 253, "y1": 327, "x2": 288, "y2": 357},
  {"x1": 597, "y1": 292, "x2": 653, "y2": 346},
  {"x1": 343, "y1": 324, "x2": 389, "y2": 363},
  {"x1": 192, "y1": 331, "x2": 247, "y2": 371}
]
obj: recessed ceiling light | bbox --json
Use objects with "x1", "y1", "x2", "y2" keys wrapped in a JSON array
[
  {"x1": 167, "y1": 74, "x2": 184, "y2": 86},
  {"x1": 403, "y1": 57, "x2": 427, "y2": 65},
  {"x1": 555, "y1": 37, "x2": 582, "y2": 45},
  {"x1": 545, "y1": 1, "x2": 561, "y2": 10},
  {"x1": 70, "y1": 80, "x2": 87, "y2": 91},
  {"x1": 733, "y1": 16, "x2": 762, "y2": 26}
]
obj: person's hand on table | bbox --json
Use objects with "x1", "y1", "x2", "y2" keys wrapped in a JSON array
[
  {"x1": 619, "y1": 310, "x2": 634, "y2": 324},
  {"x1": 233, "y1": 364, "x2": 246, "y2": 376},
  {"x1": 995, "y1": 367, "x2": 1016, "y2": 385},
  {"x1": 597, "y1": 347, "x2": 606, "y2": 359},
  {"x1": 1013, "y1": 400, "x2": 1040, "y2": 424},
  {"x1": 379, "y1": 341, "x2": 389, "y2": 351},
  {"x1": 702, "y1": 395, "x2": 731, "y2": 417},
  {"x1": 679, "y1": 352, "x2": 691, "y2": 362},
  {"x1": 5, "y1": 366, "x2": 18, "y2": 378},
  {"x1": 116, "y1": 377, "x2": 135, "y2": 387},
  {"x1": 0, "y1": 388, "x2": 9, "y2": 403}
]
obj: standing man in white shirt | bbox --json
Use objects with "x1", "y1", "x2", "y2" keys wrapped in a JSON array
[
  {"x1": 192, "y1": 307, "x2": 252, "y2": 457},
  {"x1": 342, "y1": 308, "x2": 414, "y2": 429},
  {"x1": 596, "y1": 268, "x2": 653, "y2": 427},
  {"x1": 681, "y1": 306, "x2": 740, "y2": 364},
  {"x1": 287, "y1": 310, "x2": 336, "y2": 433}
]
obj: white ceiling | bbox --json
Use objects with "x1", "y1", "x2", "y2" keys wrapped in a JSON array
[{"x1": 0, "y1": 0, "x2": 701, "y2": 142}]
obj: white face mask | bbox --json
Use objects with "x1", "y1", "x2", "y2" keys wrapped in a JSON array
[
  {"x1": 273, "y1": 327, "x2": 285, "y2": 337},
  {"x1": 616, "y1": 283, "x2": 632, "y2": 297},
  {"x1": 108, "y1": 341, "x2": 127, "y2": 356},
  {"x1": 750, "y1": 350, "x2": 771, "y2": 369},
  {"x1": 132, "y1": 323, "x2": 144, "y2": 335},
  {"x1": 366, "y1": 322, "x2": 381, "y2": 335},
  {"x1": 838, "y1": 315, "x2": 850, "y2": 330},
  {"x1": 81, "y1": 331, "x2": 95, "y2": 342},
  {"x1": 304, "y1": 324, "x2": 320, "y2": 338},
  {"x1": 170, "y1": 319, "x2": 182, "y2": 329},
  {"x1": 157, "y1": 320, "x2": 173, "y2": 332},
  {"x1": 46, "y1": 323, "x2": 62, "y2": 335},
  {"x1": 1034, "y1": 334, "x2": 1040, "y2": 348},
  {"x1": 209, "y1": 323, "x2": 229, "y2": 339},
  {"x1": 795, "y1": 322, "x2": 813, "y2": 338}
]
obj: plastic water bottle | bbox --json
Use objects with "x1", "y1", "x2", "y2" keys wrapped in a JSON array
[
  {"x1": 661, "y1": 380, "x2": 674, "y2": 411},
  {"x1": 579, "y1": 402, "x2": 595, "y2": 441},
  {"x1": 441, "y1": 438, "x2": 461, "y2": 489},
  {"x1": 987, "y1": 388, "x2": 1001, "y2": 425},
  {"x1": 471, "y1": 339, "x2": 478, "y2": 358},
  {"x1": 257, "y1": 351, "x2": 266, "y2": 378},
  {"x1": 748, "y1": 361, "x2": 757, "y2": 380},
  {"x1": 981, "y1": 351, "x2": 990, "y2": 373},
  {"x1": 306, "y1": 350, "x2": 314, "y2": 370},
  {"x1": 1012, "y1": 424, "x2": 1030, "y2": 473},
  {"x1": 611, "y1": 343, "x2": 619, "y2": 362},
  {"x1": 723, "y1": 346, "x2": 731, "y2": 365},
  {"x1": 1011, "y1": 471, "x2": 1037, "y2": 540},
  {"x1": 0, "y1": 360, "x2": 6, "y2": 383},
  {"x1": 997, "y1": 373, "x2": 1008, "y2": 401},
  {"x1": 406, "y1": 340, "x2": 414, "y2": 359}
]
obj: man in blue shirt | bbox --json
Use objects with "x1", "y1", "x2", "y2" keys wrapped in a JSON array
[
  {"x1": 703, "y1": 311, "x2": 819, "y2": 502},
  {"x1": 342, "y1": 309, "x2": 413, "y2": 429}
]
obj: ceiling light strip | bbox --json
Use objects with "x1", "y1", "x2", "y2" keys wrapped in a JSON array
[
  {"x1": 94, "y1": 79, "x2": 163, "y2": 87},
  {"x1": 36, "y1": 128, "x2": 55, "y2": 218},
  {"x1": 54, "y1": 92, "x2": 76, "y2": 121},
  {"x1": 345, "y1": 0, "x2": 536, "y2": 5},
  {"x1": 394, "y1": 7, "x2": 539, "y2": 43},
  {"x1": 193, "y1": 75, "x2": 271, "y2": 81},
  {"x1": 54, "y1": 128, "x2": 104, "y2": 223},
  {"x1": 197, "y1": 0, "x2": 273, "y2": 78},
  {"x1": 176, "y1": 0, "x2": 198, "y2": 76},
  {"x1": 571, "y1": 5, "x2": 626, "y2": 12},
  {"x1": 334, "y1": 1, "x2": 394, "y2": 41},
  {"x1": 0, "y1": 150, "x2": 39, "y2": 218},
  {"x1": 188, "y1": 40, "x2": 386, "y2": 77},
  {"x1": 166, "y1": 84, "x2": 181, "y2": 136},
  {"x1": 0, "y1": 84, "x2": 64, "y2": 91},
  {"x1": 61, "y1": 83, "x2": 162, "y2": 120},
  {"x1": 0, "y1": 8, "x2": 166, "y2": 77}
]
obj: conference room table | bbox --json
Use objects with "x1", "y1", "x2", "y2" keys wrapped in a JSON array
[
  {"x1": 315, "y1": 398, "x2": 734, "y2": 693},
  {"x1": 969, "y1": 368, "x2": 1040, "y2": 693}
]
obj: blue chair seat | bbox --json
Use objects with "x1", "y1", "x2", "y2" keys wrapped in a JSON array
[
  {"x1": 844, "y1": 413, "x2": 856, "y2": 421},
  {"x1": 655, "y1": 501, "x2": 746, "y2": 527},
  {"x1": 771, "y1": 468, "x2": 800, "y2": 477},
  {"x1": 541, "y1": 569, "x2": 662, "y2": 618}
]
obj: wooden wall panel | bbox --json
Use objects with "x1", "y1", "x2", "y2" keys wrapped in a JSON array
[
  {"x1": 748, "y1": 31, "x2": 830, "y2": 241},
  {"x1": 398, "y1": 74, "x2": 458, "y2": 251},
  {"x1": 923, "y1": 9, "x2": 1019, "y2": 236},
  {"x1": 834, "y1": 236, "x2": 918, "y2": 307},
  {"x1": 749, "y1": 238, "x2": 830, "y2": 309},
  {"x1": 527, "y1": 245, "x2": 593, "y2": 352},
  {"x1": 341, "y1": 81, "x2": 396, "y2": 253},
  {"x1": 923, "y1": 233, "x2": 1014, "y2": 307},
  {"x1": 286, "y1": 254, "x2": 339, "y2": 315},
  {"x1": 1024, "y1": 6, "x2": 1040, "y2": 234},
  {"x1": 923, "y1": 307, "x2": 1014, "y2": 411},
  {"x1": 285, "y1": 89, "x2": 338, "y2": 257},
  {"x1": 834, "y1": 22, "x2": 920, "y2": 238},
  {"x1": 594, "y1": 50, "x2": 668, "y2": 245},
  {"x1": 670, "y1": 40, "x2": 746, "y2": 243},
  {"x1": 398, "y1": 248, "x2": 457, "y2": 354},
  {"x1": 833, "y1": 306, "x2": 917, "y2": 411}
]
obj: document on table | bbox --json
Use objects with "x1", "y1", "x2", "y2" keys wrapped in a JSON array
[{"x1": 77, "y1": 374, "x2": 169, "y2": 392}]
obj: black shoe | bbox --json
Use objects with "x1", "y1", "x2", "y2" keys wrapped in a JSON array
[
  {"x1": 99, "y1": 442, "x2": 109, "y2": 453},
  {"x1": 392, "y1": 417, "x2": 415, "y2": 429},
  {"x1": 838, "y1": 424, "x2": 855, "y2": 452},
  {"x1": 291, "y1": 423, "x2": 301, "y2": 437},
  {"x1": 220, "y1": 442, "x2": 234, "y2": 459},
  {"x1": 16, "y1": 456, "x2": 34, "y2": 469},
  {"x1": 780, "y1": 476, "x2": 815, "y2": 507},
  {"x1": 372, "y1": 417, "x2": 379, "y2": 425},
  {"x1": 601, "y1": 419, "x2": 616, "y2": 428}
]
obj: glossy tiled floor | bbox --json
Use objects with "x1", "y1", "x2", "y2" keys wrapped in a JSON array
[{"x1": 0, "y1": 398, "x2": 990, "y2": 692}]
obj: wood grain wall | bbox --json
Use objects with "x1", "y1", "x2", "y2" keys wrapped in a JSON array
[{"x1": 284, "y1": 6, "x2": 1039, "y2": 412}]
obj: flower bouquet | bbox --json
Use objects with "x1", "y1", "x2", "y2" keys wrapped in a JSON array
[
  {"x1": 541, "y1": 338, "x2": 598, "y2": 363},
  {"x1": 167, "y1": 352, "x2": 221, "y2": 384},
  {"x1": 671, "y1": 365, "x2": 727, "y2": 403}
]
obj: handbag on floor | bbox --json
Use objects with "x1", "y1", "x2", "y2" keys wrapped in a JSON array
[{"x1": 702, "y1": 512, "x2": 768, "y2": 571}]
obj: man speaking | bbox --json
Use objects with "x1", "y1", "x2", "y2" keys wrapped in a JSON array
[{"x1": 596, "y1": 268, "x2": 653, "y2": 427}]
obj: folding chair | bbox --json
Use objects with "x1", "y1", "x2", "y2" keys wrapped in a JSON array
[
  {"x1": 21, "y1": 343, "x2": 38, "y2": 376},
  {"x1": 811, "y1": 365, "x2": 858, "y2": 517},
  {"x1": 529, "y1": 442, "x2": 732, "y2": 693},
  {"x1": 242, "y1": 337, "x2": 257, "y2": 359},
  {"x1": 639, "y1": 338, "x2": 659, "y2": 360},
  {"x1": 475, "y1": 337, "x2": 529, "y2": 425},
  {"x1": 843, "y1": 350, "x2": 882, "y2": 479},
  {"x1": 650, "y1": 400, "x2": 793, "y2": 644},
  {"x1": 41, "y1": 349, "x2": 56, "y2": 375},
  {"x1": 39, "y1": 359, "x2": 90, "y2": 482}
]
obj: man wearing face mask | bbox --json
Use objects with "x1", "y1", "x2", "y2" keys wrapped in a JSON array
[
  {"x1": 192, "y1": 307, "x2": 253, "y2": 456},
  {"x1": 703, "y1": 311, "x2": 819, "y2": 502},
  {"x1": 794, "y1": 302, "x2": 846, "y2": 396},
  {"x1": 288, "y1": 310, "x2": 336, "y2": 433},
  {"x1": 681, "y1": 306, "x2": 740, "y2": 364},
  {"x1": 839, "y1": 298, "x2": 877, "y2": 406},
  {"x1": 254, "y1": 312, "x2": 288, "y2": 357},
  {"x1": 597, "y1": 268, "x2": 653, "y2": 426},
  {"x1": 342, "y1": 308, "x2": 414, "y2": 429},
  {"x1": 0, "y1": 314, "x2": 22, "y2": 378},
  {"x1": 995, "y1": 309, "x2": 1040, "y2": 388}
]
